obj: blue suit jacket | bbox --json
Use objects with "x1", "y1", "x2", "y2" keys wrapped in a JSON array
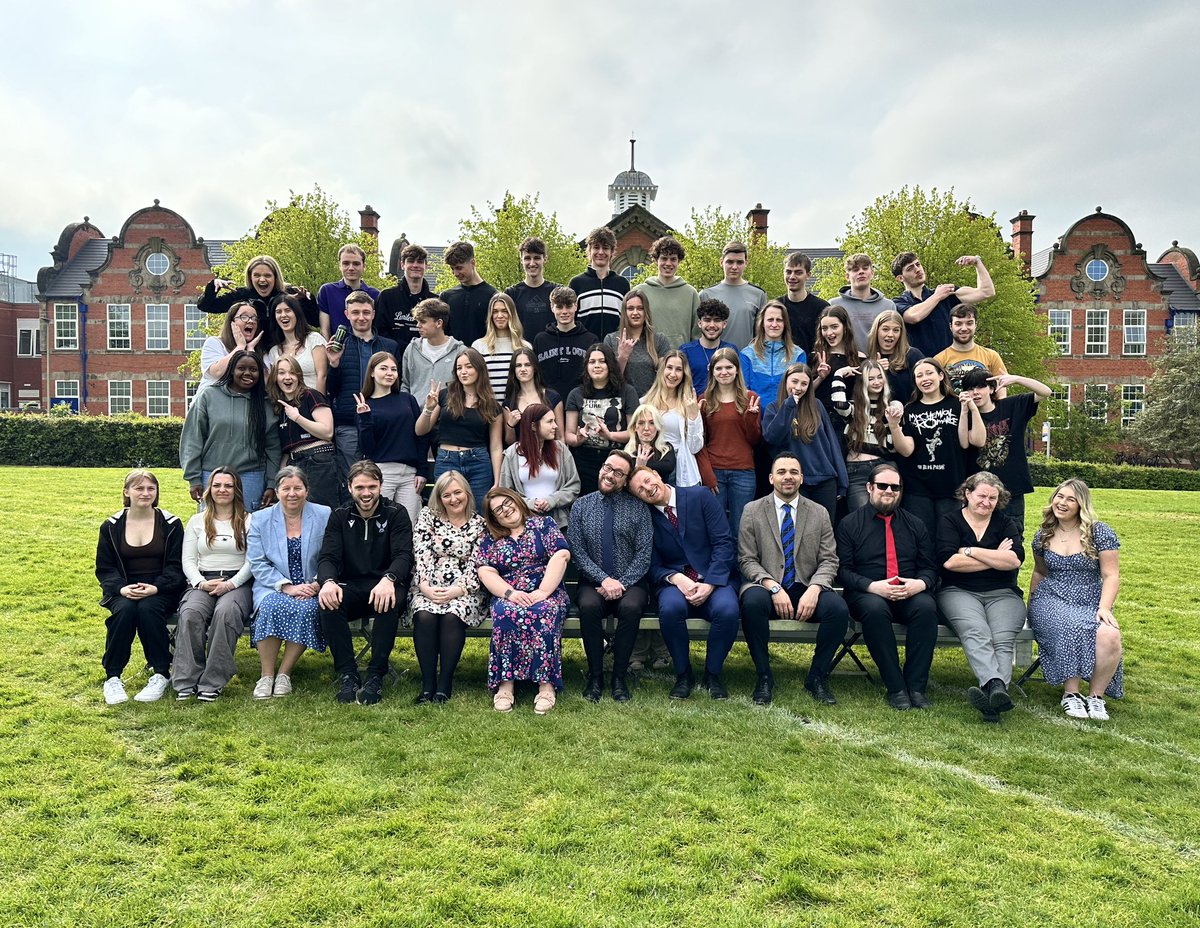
[
  {"x1": 247, "y1": 501, "x2": 332, "y2": 610},
  {"x1": 648, "y1": 485, "x2": 735, "y2": 588}
]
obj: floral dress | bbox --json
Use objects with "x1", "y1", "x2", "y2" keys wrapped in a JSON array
[
  {"x1": 476, "y1": 515, "x2": 569, "y2": 691},
  {"x1": 406, "y1": 508, "x2": 489, "y2": 628}
]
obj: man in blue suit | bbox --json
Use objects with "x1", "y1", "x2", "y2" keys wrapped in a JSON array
[{"x1": 628, "y1": 465, "x2": 741, "y2": 700}]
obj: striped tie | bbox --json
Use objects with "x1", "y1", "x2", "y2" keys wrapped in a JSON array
[{"x1": 781, "y1": 503, "x2": 795, "y2": 589}]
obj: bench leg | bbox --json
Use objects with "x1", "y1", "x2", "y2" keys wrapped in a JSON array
[
  {"x1": 829, "y1": 632, "x2": 875, "y2": 684},
  {"x1": 1015, "y1": 656, "x2": 1042, "y2": 689}
]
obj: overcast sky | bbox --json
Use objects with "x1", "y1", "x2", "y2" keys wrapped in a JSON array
[{"x1": 3, "y1": 1, "x2": 1197, "y2": 281}]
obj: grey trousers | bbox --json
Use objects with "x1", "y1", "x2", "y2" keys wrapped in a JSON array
[
  {"x1": 938, "y1": 586, "x2": 1027, "y2": 686},
  {"x1": 172, "y1": 585, "x2": 253, "y2": 693},
  {"x1": 378, "y1": 461, "x2": 421, "y2": 531}
]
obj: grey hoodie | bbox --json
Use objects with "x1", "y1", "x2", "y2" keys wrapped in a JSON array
[
  {"x1": 401, "y1": 336, "x2": 464, "y2": 394},
  {"x1": 641, "y1": 276, "x2": 701, "y2": 348},
  {"x1": 830, "y1": 286, "x2": 896, "y2": 348}
]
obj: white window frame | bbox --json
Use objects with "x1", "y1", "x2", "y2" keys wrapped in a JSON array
[
  {"x1": 0, "y1": 383, "x2": 10, "y2": 409},
  {"x1": 146, "y1": 380, "x2": 171, "y2": 417},
  {"x1": 17, "y1": 319, "x2": 40, "y2": 357},
  {"x1": 108, "y1": 379, "x2": 133, "y2": 415},
  {"x1": 184, "y1": 304, "x2": 205, "y2": 350},
  {"x1": 54, "y1": 304, "x2": 78, "y2": 350},
  {"x1": 54, "y1": 380, "x2": 80, "y2": 400},
  {"x1": 1048, "y1": 385, "x2": 1071, "y2": 422},
  {"x1": 1121, "y1": 383, "x2": 1145, "y2": 429},
  {"x1": 185, "y1": 381, "x2": 200, "y2": 414},
  {"x1": 1048, "y1": 308, "x2": 1071, "y2": 355},
  {"x1": 146, "y1": 304, "x2": 170, "y2": 351},
  {"x1": 1123, "y1": 308, "x2": 1146, "y2": 357},
  {"x1": 1084, "y1": 384, "x2": 1109, "y2": 422},
  {"x1": 108, "y1": 304, "x2": 132, "y2": 351},
  {"x1": 1085, "y1": 309, "x2": 1109, "y2": 357}
]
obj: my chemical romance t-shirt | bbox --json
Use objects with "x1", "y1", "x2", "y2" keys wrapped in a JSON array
[{"x1": 900, "y1": 396, "x2": 965, "y2": 499}]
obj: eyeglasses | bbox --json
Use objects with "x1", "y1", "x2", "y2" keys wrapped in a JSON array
[
  {"x1": 492, "y1": 498, "x2": 518, "y2": 518},
  {"x1": 599, "y1": 464, "x2": 629, "y2": 479},
  {"x1": 233, "y1": 315, "x2": 258, "y2": 323},
  {"x1": 872, "y1": 482, "x2": 902, "y2": 492}
]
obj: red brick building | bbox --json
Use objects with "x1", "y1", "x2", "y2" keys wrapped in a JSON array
[{"x1": 0, "y1": 270, "x2": 41, "y2": 409}]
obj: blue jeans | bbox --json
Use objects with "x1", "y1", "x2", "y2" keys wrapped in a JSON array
[
  {"x1": 714, "y1": 468, "x2": 756, "y2": 543},
  {"x1": 435, "y1": 447, "x2": 493, "y2": 514},
  {"x1": 202, "y1": 469, "x2": 266, "y2": 512}
]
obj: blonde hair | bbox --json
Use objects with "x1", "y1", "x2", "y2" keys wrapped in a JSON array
[
  {"x1": 1038, "y1": 478, "x2": 1102, "y2": 560},
  {"x1": 481, "y1": 292, "x2": 528, "y2": 353},
  {"x1": 428, "y1": 470, "x2": 478, "y2": 521},
  {"x1": 867, "y1": 310, "x2": 914, "y2": 371},
  {"x1": 624, "y1": 404, "x2": 672, "y2": 459}
]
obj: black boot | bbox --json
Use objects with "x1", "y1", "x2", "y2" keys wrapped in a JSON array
[
  {"x1": 669, "y1": 668, "x2": 695, "y2": 700},
  {"x1": 583, "y1": 672, "x2": 604, "y2": 703},
  {"x1": 611, "y1": 674, "x2": 631, "y2": 703},
  {"x1": 986, "y1": 678, "x2": 1013, "y2": 712}
]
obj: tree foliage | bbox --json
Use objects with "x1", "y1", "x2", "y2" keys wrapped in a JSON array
[
  {"x1": 435, "y1": 192, "x2": 586, "y2": 292},
  {"x1": 631, "y1": 206, "x2": 788, "y2": 293},
  {"x1": 1044, "y1": 393, "x2": 1120, "y2": 464},
  {"x1": 813, "y1": 186, "x2": 1056, "y2": 380},
  {"x1": 1128, "y1": 328, "x2": 1200, "y2": 466}
]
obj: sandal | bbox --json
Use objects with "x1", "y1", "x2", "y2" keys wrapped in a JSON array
[
  {"x1": 493, "y1": 689, "x2": 515, "y2": 713},
  {"x1": 533, "y1": 690, "x2": 556, "y2": 715}
]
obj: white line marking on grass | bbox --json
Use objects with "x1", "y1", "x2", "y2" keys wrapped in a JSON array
[{"x1": 1017, "y1": 700, "x2": 1200, "y2": 767}]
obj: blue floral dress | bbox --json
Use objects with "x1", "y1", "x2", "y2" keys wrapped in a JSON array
[{"x1": 477, "y1": 515, "x2": 569, "y2": 691}]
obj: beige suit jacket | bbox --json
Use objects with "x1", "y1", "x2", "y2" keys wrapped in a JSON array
[{"x1": 737, "y1": 494, "x2": 839, "y2": 595}]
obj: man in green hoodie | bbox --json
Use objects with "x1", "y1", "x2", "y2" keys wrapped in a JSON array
[{"x1": 641, "y1": 236, "x2": 700, "y2": 349}]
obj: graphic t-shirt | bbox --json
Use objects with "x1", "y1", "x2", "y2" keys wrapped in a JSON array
[
  {"x1": 565, "y1": 384, "x2": 641, "y2": 450},
  {"x1": 970, "y1": 392, "x2": 1038, "y2": 495},
  {"x1": 900, "y1": 396, "x2": 965, "y2": 499}
]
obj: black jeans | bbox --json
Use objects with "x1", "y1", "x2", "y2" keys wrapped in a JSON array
[
  {"x1": 320, "y1": 578, "x2": 401, "y2": 679},
  {"x1": 103, "y1": 591, "x2": 174, "y2": 678},
  {"x1": 740, "y1": 585, "x2": 849, "y2": 681},
  {"x1": 576, "y1": 583, "x2": 648, "y2": 677},
  {"x1": 844, "y1": 589, "x2": 938, "y2": 695}
]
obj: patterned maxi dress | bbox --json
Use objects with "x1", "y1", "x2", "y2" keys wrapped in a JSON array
[{"x1": 477, "y1": 515, "x2": 570, "y2": 691}]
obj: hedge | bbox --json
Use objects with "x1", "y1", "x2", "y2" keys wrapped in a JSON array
[
  {"x1": 0, "y1": 413, "x2": 183, "y2": 468},
  {"x1": 1030, "y1": 459, "x2": 1200, "y2": 491}
]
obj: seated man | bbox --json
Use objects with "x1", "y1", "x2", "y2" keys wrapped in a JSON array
[
  {"x1": 835, "y1": 463, "x2": 939, "y2": 710},
  {"x1": 738, "y1": 451, "x2": 849, "y2": 706},
  {"x1": 566, "y1": 449, "x2": 653, "y2": 703},
  {"x1": 317, "y1": 460, "x2": 414, "y2": 705},
  {"x1": 628, "y1": 465, "x2": 740, "y2": 700}
]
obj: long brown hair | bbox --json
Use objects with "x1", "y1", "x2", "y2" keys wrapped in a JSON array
[
  {"x1": 702, "y1": 347, "x2": 751, "y2": 416},
  {"x1": 447, "y1": 348, "x2": 501, "y2": 422},
  {"x1": 618, "y1": 289, "x2": 661, "y2": 368},
  {"x1": 201, "y1": 466, "x2": 249, "y2": 551},
  {"x1": 776, "y1": 362, "x2": 821, "y2": 442},
  {"x1": 268, "y1": 355, "x2": 309, "y2": 415},
  {"x1": 362, "y1": 351, "x2": 401, "y2": 397},
  {"x1": 516, "y1": 403, "x2": 560, "y2": 477},
  {"x1": 846, "y1": 359, "x2": 891, "y2": 455},
  {"x1": 816, "y1": 305, "x2": 860, "y2": 359},
  {"x1": 749, "y1": 299, "x2": 797, "y2": 361}
]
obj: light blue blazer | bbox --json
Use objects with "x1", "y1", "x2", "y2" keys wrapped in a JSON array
[{"x1": 247, "y1": 501, "x2": 332, "y2": 610}]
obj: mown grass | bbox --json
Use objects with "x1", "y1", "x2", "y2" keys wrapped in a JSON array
[{"x1": 1, "y1": 467, "x2": 1198, "y2": 927}]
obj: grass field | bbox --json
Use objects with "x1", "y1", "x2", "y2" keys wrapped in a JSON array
[{"x1": 1, "y1": 467, "x2": 1198, "y2": 927}]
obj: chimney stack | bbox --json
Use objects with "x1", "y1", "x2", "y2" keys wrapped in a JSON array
[
  {"x1": 1011, "y1": 210, "x2": 1035, "y2": 275},
  {"x1": 359, "y1": 205, "x2": 380, "y2": 239},
  {"x1": 747, "y1": 203, "x2": 769, "y2": 241}
]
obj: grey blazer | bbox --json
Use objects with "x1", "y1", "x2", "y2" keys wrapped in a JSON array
[
  {"x1": 499, "y1": 440, "x2": 581, "y2": 529},
  {"x1": 737, "y1": 494, "x2": 839, "y2": 596}
]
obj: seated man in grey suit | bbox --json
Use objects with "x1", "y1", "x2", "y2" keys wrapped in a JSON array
[{"x1": 738, "y1": 451, "x2": 849, "y2": 705}]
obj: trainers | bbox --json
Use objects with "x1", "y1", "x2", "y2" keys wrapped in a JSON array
[
  {"x1": 1061, "y1": 693, "x2": 1089, "y2": 720},
  {"x1": 134, "y1": 673, "x2": 170, "y2": 703},
  {"x1": 357, "y1": 674, "x2": 384, "y2": 706},
  {"x1": 651, "y1": 656, "x2": 672, "y2": 671},
  {"x1": 273, "y1": 674, "x2": 292, "y2": 698},
  {"x1": 196, "y1": 690, "x2": 220, "y2": 703},
  {"x1": 1085, "y1": 695, "x2": 1110, "y2": 721},
  {"x1": 103, "y1": 676, "x2": 128, "y2": 705},
  {"x1": 252, "y1": 676, "x2": 275, "y2": 700},
  {"x1": 336, "y1": 674, "x2": 360, "y2": 704},
  {"x1": 175, "y1": 687, "x2": 197, "y2": 702},
  {"x1": 627, "y1": 658, "x2": 644, "y2": 673}
]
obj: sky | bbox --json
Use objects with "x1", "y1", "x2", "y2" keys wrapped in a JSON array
[{"x1": 2, "y1": 0, "x2": 1197, "y2": 281}]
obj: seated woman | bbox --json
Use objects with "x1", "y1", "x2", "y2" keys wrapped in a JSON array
[
  {"x1": 173, "y1": 468, "x2": 255, "y2": 702},
  {"x1": 265, "y1": 293, "x2": 328, "y2": 393},
  {"x1": 936, "y1": 471, "x2": 1026, "y2": 723},
  {"x1": 499, "y1": 403, "x2": 581, "y2": 529},
  {"x1": 408, "y1": 470, "x2": 489, "y2": 704},
  {"x1": 475, "y1": 488, "x2": 571, "y2": 715},
  {"x1": 269, "y1": 356, "x2": 339, "y2": 510},
  {"x1": 95, "y1": 470, "x2": 185, "y2": 705},
  {"x1": 624, "y1": 403, "x2": 677, "y2": 484},
  {"x1": 247, "y1": 466, "x2": 332, "y2": 699},
  {"x1": 1028, "y1": 479, "x2": 1123, "y2": 722}
]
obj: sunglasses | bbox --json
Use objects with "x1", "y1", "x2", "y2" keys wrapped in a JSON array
[{"x1": 872, "y1": 482, "x2": 902, "y2": 492}]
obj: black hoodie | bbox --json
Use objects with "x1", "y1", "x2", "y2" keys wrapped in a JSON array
[{"x1": 533, "y1": 322, "x2": 596, "y2": 399}]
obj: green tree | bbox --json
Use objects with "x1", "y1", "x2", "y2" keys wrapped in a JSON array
[
  {"x1": 435, "y1": 192, "x2": 586, "y2": 292},
  {"x1": 1128, "y1": 328, "x2": 1200, "y2": 466},
  {"x1": 812, "y1": 186, "x2": 1056, "y2": 379},
  {"x1": 631, "y1": 206, "x2": 788, "y2": 293},
  {"x1": 1045, "y1": 390, "x2": 1119, "y2": 464}
]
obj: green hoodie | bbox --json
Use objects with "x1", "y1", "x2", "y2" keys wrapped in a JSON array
[{"x1": 641, "y1": 276, "x2": 700, "y2": 349}]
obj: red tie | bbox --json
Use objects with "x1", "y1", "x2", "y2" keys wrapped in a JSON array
[
  {"x1": 880, "y1": 513, "x2": 899, "y2": 580},
  {"x1": 664, "y1": 504, "x2": 701, "y2": 581}
]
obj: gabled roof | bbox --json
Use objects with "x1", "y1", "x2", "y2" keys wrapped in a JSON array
[
  {"x1": 40, "y1": 238, "x2": 110, "y2": 299},
  {"x1": 204, "y1": 240, "x2": 235, "y2": 269},
  {"x1": 1157, "y1": 244, "x2": 1199, "y2": 284},
  {"x1": 1030, "y1": 247, "x2": 1054, "y2": 278},
  {"x1": 1149, "y1": 263, "x2": 1200, "y2": 313},
  {"x1": 603, "y1": 204, "x2": 671, "y2": 242}
]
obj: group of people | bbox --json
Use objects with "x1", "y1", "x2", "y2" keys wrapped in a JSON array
[{"x1": 96, "y1": 234, "x2": 1126, "y2": 720}]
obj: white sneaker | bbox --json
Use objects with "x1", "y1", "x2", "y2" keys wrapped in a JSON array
[
  {"x1": 1061, "y1": 693, "x2": 1089, "y2": 720},
  {"x1": 253, "y1": 676, "x2": 275, "y2": 700},
  {"x1": 272, "y1": 674, "x2": 292, "y2": 698},
  {"x1": 1086, "y1": 695, "x2": 1110, "y2": 721},
  {"x1": 134, "y1": 673, "x2": 170, "y2": 702},
  {"x1": 103, "y1": 677, "x2": 128, "y2": 705}
]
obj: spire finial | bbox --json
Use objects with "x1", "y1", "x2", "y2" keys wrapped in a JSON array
[{"x1": 630, "y1": 134, "x2": 636, "y2": 172}]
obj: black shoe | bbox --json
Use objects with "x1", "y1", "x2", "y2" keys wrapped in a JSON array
[
  {"x1": 887, "y1": 690, "x2": 912, "y2": 710},
  {"x1": 415, "y1": 691, "x2": 434, "y2": 705},
  {"x1": 611, "y1": 675, "x2": 631, "y2": 703},
  {"x1": 967, "y1": 685, "x2": 991, "y2": 715},
  {"x1": 804, "y1": 676, "x2": 836, "y2": 705},
  {"x1": 702, "y1": 671, "x2": 728, "y2": 700},
  {"x1": 336, "y1": 674, "x2": 360, "y2": 704},
  {"x1": 669, "y1": 670, "x2": 695, "y2": 700},
  {"x1": 909, "y1": 690, "x2": 932, "y2": 710},
  {"x1": 752, "y1": 676, "x2": 774, "y2": 706},
  {"x1": 583, "y1": 673, "x2": 604, "y2": 703},
  {"x1": 356, "y1": 674, "x2": 384, "y2": 706},
  {"x1": 981, "y1": 708, "x2": 1001, "y2": 724},
  {"x1": 986, "y1": 678, "x2": 1014, "y2": 713},
  {"x1": 433, "y1": 692, "x2": 450, "y2": 704}
]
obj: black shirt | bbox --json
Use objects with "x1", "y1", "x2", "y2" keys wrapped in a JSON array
[
  {"x1": 779, "y1": 292, "x2": 830, "y2": 358},
  {"x1": 437, "y1": 388, "x2": 492, "y2": 447},
  {"x1": 506, "y1": 280, "x2": 558, "y2": 340},
  {"x1": 441, "y1": 280, "x2": 498, "y2": 348},
  {"x1": 835, "y1": 504, "x2": 938, "y2": 593},
  {"x1": 375, "y1": 281, "x2": 433, "y2": 354},
  {"x1": 900, "y1": 397, "x2": 966, "y2": 499},
  {"x1": 968, "y1": 393, "x2": 1039, "y2": 495},
  {"x1": 936, "y1": 509, "x2": 1024, "y2": 593}
]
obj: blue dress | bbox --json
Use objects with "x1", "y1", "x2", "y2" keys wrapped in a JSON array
[
  {"x1": 1028, "y1": 522, "x2": 1122, "y2": 697},
  {"x1": 252, "y1": 536, "x2": 325, "y2": 651}
]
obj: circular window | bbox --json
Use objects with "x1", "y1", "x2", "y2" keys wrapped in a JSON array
[
  {"x1": 146, "y1": 252, "x2": 170, "y2": 276},
  {"x1": 1085, "y1": 259, "x2": 1109, "y2": 282}
]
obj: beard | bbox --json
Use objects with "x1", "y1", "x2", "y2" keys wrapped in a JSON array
[{"x1": 873, "y1": 495, "x2": 900, "y2": 515}]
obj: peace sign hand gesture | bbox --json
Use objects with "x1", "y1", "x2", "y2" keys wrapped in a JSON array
[
  {"x1": 815, "y1": 350, "x2": 831, "y2": 380},
  {"x1": 424, "y1": 380, "x2": 441, "y2": 412},
  {"x1": 354, "y1": 392, "x2": 370, "y2": 414},
  {"x1": 747, "y1": 392, "x2": 761, "y2": 415}
]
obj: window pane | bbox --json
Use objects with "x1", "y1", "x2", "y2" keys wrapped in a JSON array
[
  {"x1": 54, "y1": 304, "x2": 78, "y2": 350},
  {"x1": 1123, "y1": 308, "x2": 1146, "y2": 356},
  {"x1": 1048, "y1": 309, "x2": 1071, "y2": 354},
  {"x1": 108, "y1": 304, "x2": 131, "y2": 350},
  {"x1": 1121, "y1": 384, "x2": 1144, "y2": 428},
  {"x1": 184, "y1": 304, "x2": 205, "y2": 350},
  {"x1": 1085, "y1": 309, "x2": 1108, "y2": 356},
  {"x1": 108, "y1": 380, "x2": 133, "y2": 415},
  {"x1": 1084, "y1": 384, "x2": 1108, "y2": 422},
  {"x1": 146, "y1": 304, "x2": 170, "y2": 351},
  {"x1": 147, "y1": 380, "x2": 171, "y2": 417}
]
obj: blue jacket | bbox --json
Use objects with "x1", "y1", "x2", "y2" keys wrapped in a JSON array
[
  {"x1": 739, "y1": 341, "x2": 805, "y2": 400},
  {"x1": 247, "y1": 501, "x2": 331, "y2": 609},
  {"x1": 648, "y1": 485, "x2": 735, "y2": 588},
  {"x1": 762, "y1": 396, "x2": 849, "y2": 497}
]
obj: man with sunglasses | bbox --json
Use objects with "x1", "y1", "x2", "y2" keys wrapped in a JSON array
[{"x1": 835, "y1": 464, "x2": 939, "y2": 710}]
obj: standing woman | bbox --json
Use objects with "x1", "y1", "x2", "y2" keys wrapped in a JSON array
[
  {"x1": 605, "y1": 289, "x2": 671, "y2": 397},
  {"x1": 196, "y1": 301, "x2": 264, "y2": 396},
  {"x1": 500, "y1": 403, "x2": 581, "y2": 529},
  {"x1": 269, "y1": 356, "x2": 339, "y2": 510},
  {"x1": 702, "y1": 347, "x2": 762, "y2": 541},
  {"x1": 762, "y1": 362, "x2": 848, "y2": 528},
  {"x1": 867, "y1": 309, "x2": 923, "y2": 403},
  {"x1": 198, "y1": 254, "x2": 318, "y2": 341},
  {"x1": 624, "y1": 404, "x2": 677, "y2": 484},
  {"x1": 641, "y1": 349, "x2": 705, "y2": 488},
  {"x1": 1028, "y1": 479, "x2": 1123, "y2": 721},
  {"x1": 831, "y1": 358, "x2": 896, "y2": 511},
  {"x1": 472, "y1": 292, "x2": 531, "y2": 398},
  {"x1": 810, "y1": 305, "x2": 864, "y2": 421},
  {"x1": 739, "y1": 299, "x2": 806, "y2": 400},
  {"x1": 173, "y1": 468, "x2": 255, "y2": 702},
  {"x1": 408, "y1": 471, "x2": 489, "y2": 704},
  {"x1": 355, "y1": 350, "x2": 428, "y2": 530},
  {"x1": 416, "y1": 348, "x2": 503, "y2": 512},
  {"x1": 476, "y1": 488, "x2": 572, "y2": 715},
  {"x1": 180, "y1": 349, "x2": 281, "y2": 512},
  {"x1": 95, "y1": 470, "x2": 184, "y2": 704},
  {"x1": 247, "y1": 466, "x2": 332, "y2": 699},
  {"x1": 889, "y1": 357, "x2": 984, "y2": 539},
  {"x1": 266, "y1": 293, "x2": 328, "y2": 393},
  {"x1": 502, "y1": 347, "x2": 564, "y2": 446},
  {"x1": 565, "y1": 344, "x2": 641, "y2": 496}
]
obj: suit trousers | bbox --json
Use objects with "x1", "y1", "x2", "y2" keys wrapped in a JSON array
[
  {"x1": 320, "y1": 578, "x2": 401, "y2": 679},
  {"x1": 740, "y1": 585, "x2": 849, "y2": 682},
  {"x1": 657, "y1": 583, "x2": 741, "y2": 676},
  {"x1": 576, "y1": 583, "x2": 648, "y2": 677},
  {"x1": 844, "y1": 589, "x2": 939, "y2": 695}
]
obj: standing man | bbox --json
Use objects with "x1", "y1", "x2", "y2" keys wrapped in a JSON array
[
  {"x1": 566, "y1": 450, "x2": 653, "y2": 703},
  {"x1": 778, "y1": 252, "x2": 830, "y2": 357},
  {"x1": 319, "y1": 244, "x2": 381, "y2": 340},
  {"x1": 700, "y1": 241, "x2": 767, "y2": 350},
  {"x1": 738, "y1": 452, "x2": 849, "y2": 706},
  {"x1": 829, "y1": 253, "x2": 895, "y2": 348},
  {"x1": 375, "y1": 243, "x2": 433, "y2": 356},
  {"x1": 506, "y1": 236, "x2": 558, "y2": 337},
  {"x1": 533, "y1": 286, "x2": 593, "y2": 400},
  {"x1": 894, "y1": 252, "x2": 995, "y2": 358},
  {"x1": 440, "y1": 241, "x2": 497, "y2": 348},
  {"x1": 641, "y1": 235, "x2": 700, "y2": 349},
  {"x1": 317, "y1": 461, "x2": 414, "y2": 705},
  {"x1": 933, "y1": 304, "x2": 1009, "y2": 395},
  {"x1": 836, "y1": 464, "x2": 940, "y2": 710},
  {"x1": 571, "y1": 226, "x2": 629, "y2": 340},
  {"x1": 680, "y1": 299, "x2": 739, "y2": 394},
  {"x1": 628, "y1": 466, "x2": 740, "y2": 700},
  {"x1": 400, "y1": 298, "x2": 463, "y2": 395}
]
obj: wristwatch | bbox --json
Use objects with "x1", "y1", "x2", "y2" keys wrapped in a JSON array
[
  {"x1": 767, "y1": 582, "x2": 783, "y2": 595},
  {"x1": 384, "y1": 572, "x2": 397, "y2": 582}
]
